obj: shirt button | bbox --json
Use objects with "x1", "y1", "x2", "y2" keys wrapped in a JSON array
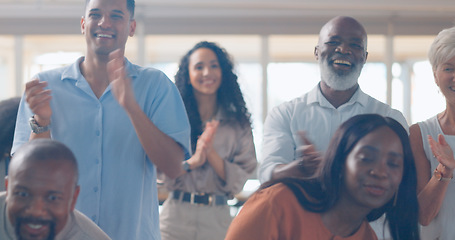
[
  {"x1": 95, "y1": 130, "x2": 100, "y2": 136},
  {"x1": 91, "y1": 215, "x2": 97, "y2": 221},
  {"x1": 94, "y1": 187, "x2": 98, "y2": 192},
  {"x1": 95, "y1": 159, "x2": 100, "y2": 164}
]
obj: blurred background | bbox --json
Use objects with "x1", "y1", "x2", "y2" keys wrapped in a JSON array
[{"x1": 1, "y1": 0, "x2": 454, "y2": 204}]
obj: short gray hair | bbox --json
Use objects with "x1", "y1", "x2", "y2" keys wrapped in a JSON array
[{"x1": 428, "y1": 26, "x2": 455, "y2": 72}]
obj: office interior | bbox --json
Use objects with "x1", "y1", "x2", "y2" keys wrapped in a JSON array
[{"x1": 1, "y1": 0, "x2": 455, "y2": 209}]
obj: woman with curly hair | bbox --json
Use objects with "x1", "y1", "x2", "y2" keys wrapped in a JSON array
[
  {"x1": 159, "y1": 41, "x2": 257, "y2": 240},
  {"x1": 226, "y1": 114, "x2": 420, "y2": 240}
]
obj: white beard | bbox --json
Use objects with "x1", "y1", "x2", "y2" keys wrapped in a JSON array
[{"x1": 319, "y1": 60, "x2": 362, "y2": 91}]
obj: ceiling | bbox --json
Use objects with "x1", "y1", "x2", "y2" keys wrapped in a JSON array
[{"x1": 0, "y1": 0, "x2": 454, "y2": 35}]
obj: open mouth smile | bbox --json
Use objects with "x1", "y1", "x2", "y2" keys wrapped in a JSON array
[{"x1": 95, "y1": 33, "x2": 114, "y2": 39}]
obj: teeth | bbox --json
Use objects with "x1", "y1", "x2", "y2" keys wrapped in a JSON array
[
  {"x1": 97, "y1": 34, "x2": 113, "y2": 38},
  {"x1": 333, "y1": 60, "x2": 351, "y2": 66},
  {"x1": 27, "y1": 224, "x2": 43, "y2": 229}
]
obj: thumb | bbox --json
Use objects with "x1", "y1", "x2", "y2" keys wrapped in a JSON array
[{"x1": 438, "y1": 134, "x2": 448, "y2": 146}]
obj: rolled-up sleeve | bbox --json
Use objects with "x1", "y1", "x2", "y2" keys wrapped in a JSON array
[
  {"x1": 258, "y1": 105, "x2": 296, "y2": 183},
  {"x1": 216, "y1": 126, "x2": 257, "y2": 194}
]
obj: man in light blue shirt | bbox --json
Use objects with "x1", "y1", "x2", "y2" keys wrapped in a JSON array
[{"x1": 12, "y1": 0, "x2": 190, "y2": 239}]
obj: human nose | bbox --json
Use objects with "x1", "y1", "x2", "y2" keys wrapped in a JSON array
[
  {"x1": 369, "y1": 161, "x2": 388, "y2": 178},
  {"x1": 98, "y1": 15, "x2": 112, "y2": 28},
  {"x1": 202, "y1": 66, "x2": 210, "y2": 76},
  {"x1": 335, "y1": 43, "x2": 351, "y2": 54},
  {"x1": 24, "y1": 198, "x2": 47, "y2": 217}
]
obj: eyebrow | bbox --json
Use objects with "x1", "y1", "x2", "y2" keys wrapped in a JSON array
[
  {"x1": 89, "y1": 8, "x2": 125, "y2": 16},
  {"x1": 361, "y1": 145, "x2": 403, "y2": 158}
]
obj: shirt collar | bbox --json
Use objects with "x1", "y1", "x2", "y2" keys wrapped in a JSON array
[
  {"x1": 61, "y1": 56, "x2": 138, "y2": 82},
  {"x1": 307, "y1": 82, "x2": 367, "y2": 108}
]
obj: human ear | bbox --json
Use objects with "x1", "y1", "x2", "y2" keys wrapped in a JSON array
[
  {"x1": 70, "y1": 185, "x2": 80, "y2": 211},
  {"x1": 129, "y1": 19, "x2": 136, "y2": 37},
  {"x1": 314, "y1": 46, "x2": 319, "y2": 60},
  {"x1": 80, "y1": 17, "x2": 86, "y2": 35}
]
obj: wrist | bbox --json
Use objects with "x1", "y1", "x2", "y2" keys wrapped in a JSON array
[
  {"x1": 434, "y1": 165, "x2": 453, "y2": 181},
  {"x1": 182, "y1": 160, "x2": 192, "y2": 172},
  {"x1": 34, "y1": 115, "x2": 51, "y2": 127},
  {"x1": 29, "y1": 115, "x2": 50, "y2": 134}
]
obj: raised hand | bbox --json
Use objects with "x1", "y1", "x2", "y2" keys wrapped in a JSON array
[
  {"x1": 107, "y1": 49, "x2": 136, "y2": 111},
  {"x1": 25, "y1": 79, "x2": 52, "y2": 126},
  {"x1": 186, "y1": 121, "x2": 219, "y2": 169},
  {"x1": 428, "y1": 134, "x2": 455, "y2": 171},
  {"x1": 202, "y1": 120, "x2": 219, "y2": 153},
  {"x1": 296, "y1": 131, "x2": 322, "y2": 177}
]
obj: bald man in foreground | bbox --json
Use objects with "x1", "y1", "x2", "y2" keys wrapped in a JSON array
[{"x1": 0, "y1": 139, "x2": 110, "y2": 240}]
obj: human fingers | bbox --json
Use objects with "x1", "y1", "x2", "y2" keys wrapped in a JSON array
[
  {"x1": 107, "y1": 57, "x2": 125, "y2": 83},
  {"x1": 25, "y1": 80, "x2": 48, "y2": 97},
  {"x1": 438, "y1": 134, "x2": 448, "y2": 147},
  {"x1": 298, "y1": 131, "x2": 313, "y2": 146},
  {"x1": 429, "y1": 135, "x2": 455, "y2": 169}
]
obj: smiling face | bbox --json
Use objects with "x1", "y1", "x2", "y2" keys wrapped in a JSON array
[
  {"x1": 188, "y1": 48, "x2": 222, "y2": 97},
  {"x1": 81, "y1": 0, "x2": 136, "y2": 57},
  {"x1": 435, "y1": 55, "x2": 455, "y2": 103},
  {"x1": 6, "y1": 159, "x2": 79, "y2": 240},
  {"x1": 341, "y1": 126, "x2": 404, "y2": 211},
  {"x1": 315, "y1": 16, "x2": 368, "y2": 90}
]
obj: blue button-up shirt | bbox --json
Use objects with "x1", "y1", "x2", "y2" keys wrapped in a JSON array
[{"x1": 12, "y1": 57, "x2": 191, "y2": 240}]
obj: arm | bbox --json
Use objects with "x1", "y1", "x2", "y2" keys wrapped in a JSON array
[
  {"x1": 173, "y1": 120, "x2": 217, "y2": 178},
  {"x1": 258, "y1": 107, "x2": 297, "y2": 183},
  {"x1": 409, "y1": 124, "x2": 454, "y2": 225},
  {"x1": 204, "y1": 120, "x2": 228, "y2": 181},
  {"x1": 25, "y1": 79, "x2": 52, "y2": 140},
  {"x1": 107, "y1": 49, "x2": 184, "y2": 179},
  {"x1": 209, "y1": 121, "x2": 257, "y2": 194},
  {"x1": 272, "y1": 131, "x2": 322, "y2": 180}
]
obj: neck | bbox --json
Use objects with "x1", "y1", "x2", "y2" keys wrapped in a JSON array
[
  {"x1": 80, "y1": 54, "x2": 112, "y2": 98},
  {"x1": 195, "y1": 93, "x2": 218, "y2": 123},
  {"x1": 438, "y1": 106, "x2": 455, "y2": 135},
  {"x1": 321, "y1": 197, "x2": 370, "y2": 237},
  {"x1": 319, "y1": 81, "x2": 358, "y2": 109}
]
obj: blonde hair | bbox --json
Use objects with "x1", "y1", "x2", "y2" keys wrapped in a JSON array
[{"x1": 428, "y1": 26, "x2": 455, "y2": 72}]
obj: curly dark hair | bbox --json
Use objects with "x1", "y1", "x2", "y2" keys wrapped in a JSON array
[
  {"x1": 261, "y1": 114, "x2": 419, "y2": 240},
  {"x1": 175, "y1": 41, "x2": 251, "y2": 151},
  {"x1": 0, "y1": 97, "x2": 21, "y2": 158}
]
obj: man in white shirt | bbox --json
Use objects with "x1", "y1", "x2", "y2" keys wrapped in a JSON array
[{"x1": 258, "y1": 16, "x2": 408, "y2": 183}]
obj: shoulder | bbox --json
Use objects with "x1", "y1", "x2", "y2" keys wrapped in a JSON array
[
  {"x1": 360, "y1": 93, "x2": 408, "y2": 128},
  {"x1": 266, "y1": 94, "x2": 311, "y2": 124},
  {"x1": 70, "y1": 210, "x2": 111, "y2": 240},
  {"x1": 34, "y1": 65, "x2": 71, "y2": 83},
  {"x1": 252, "y1": 183, "x2": 296, "y2": 206},
  {"x1": 129, "y1": 63, "x2": 171, "y2": 84}
]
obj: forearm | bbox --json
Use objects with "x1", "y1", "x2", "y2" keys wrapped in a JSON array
[
  {"x1": 418, "y1": 165, "x2": 452, "y2": 225},
  {"x1": 126, "y1": 102, "x2": 184, "y2": 179},
  {"x1": 207, "y1": 150, "x2": 226, "y2": 181},
  {"x1": 271, "y1": 161, "x2": 301, "y2": 180},
  {"x1": 271, "y1": 156, "x2": 319, "y2": 180}
]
